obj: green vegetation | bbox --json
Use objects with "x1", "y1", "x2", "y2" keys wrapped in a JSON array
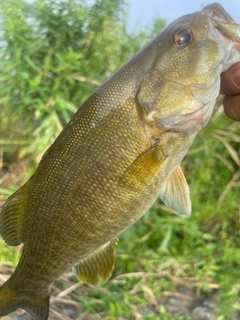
[{"x1": 0, "y1": 1, "x2": 239, "y2": 319}]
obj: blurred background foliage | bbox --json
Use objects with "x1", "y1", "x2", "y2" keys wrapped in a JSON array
[
  {"x1": 0, "y1": 0, "x2": 164, "y2": 160},
  {"x1": 0, "y1": 0, "x2": 239, "y2": 319}
]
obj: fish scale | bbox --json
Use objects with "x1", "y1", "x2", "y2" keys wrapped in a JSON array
[
  {"x1": 17, "y1": 94, "x2": 150, "y2": 289},
  {"x1": 0, "y1": 3, "x2": 240, "y2": 319}
]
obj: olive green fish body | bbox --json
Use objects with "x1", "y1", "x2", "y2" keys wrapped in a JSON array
[
  {"x1": 7, "y1": 89, "x2": 194, "y2": 293},
  {"x1": 1, "y1": 3, "x2": 240, "y2": 319}
]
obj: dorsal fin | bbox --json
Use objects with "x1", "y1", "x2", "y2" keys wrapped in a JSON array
[
  {"x1": 0, "y1": 180, "x2": 31, "y2": 246},
  {"x1": 73, "y1": 240, "x2": 116, "y2": 285},
  {"x1": 159, "y1": 166, "x2": 191, "y2": 217}
]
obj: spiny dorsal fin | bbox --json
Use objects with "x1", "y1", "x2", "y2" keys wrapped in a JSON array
[
  {"x1": 0, "y1": 180, "x2": 31, "y2": 246},
  {"x1": 159, "y1": 166, "x2": 191, "y2": 217},
  {"x1": 73, "y1": 240, "x2": 116, "y2": 285}
]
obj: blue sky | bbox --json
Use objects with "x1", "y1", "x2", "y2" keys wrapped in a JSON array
[{"x1": 126, "y1": 0, "x2": 240, "y2": 32}]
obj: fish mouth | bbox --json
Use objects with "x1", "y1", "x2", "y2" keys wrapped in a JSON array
[
  {"x1": 151, "y1": 4, "x2": 240, "y2": 134},
  {"x1": 203, "y1": 3, "x2": 240, "y2": 43},
  {"x1": 151, "y1": 101, "x2": 215, "y2": 133},
  {"x1": 203, "y1": 3, "x2": 235, "y2": 24}
]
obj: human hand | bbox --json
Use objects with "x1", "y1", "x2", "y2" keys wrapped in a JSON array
[{"x1": 220, "y1": 63, "x2": 240, "y2": 121}]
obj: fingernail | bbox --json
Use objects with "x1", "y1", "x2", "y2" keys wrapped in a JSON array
[{"x1": 231, "y1": 68, "x2": 240, "y2": 90}]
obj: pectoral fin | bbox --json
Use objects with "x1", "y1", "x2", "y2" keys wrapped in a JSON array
[
  {"x1": 73, "y1": 240, "x2": 116, "y2": 285},
  {"x1": 121, "y1": 142, "x2": 165, "y2": 188},
  {"x1": 0, "y1": 180, "x2": 31, "y2": 246},
  {"x1": 159, "y1": 166, "x2": 191, "y2": 217}
]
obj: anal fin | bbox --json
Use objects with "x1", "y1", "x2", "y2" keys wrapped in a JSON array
[
  {"x1": 0, "y1": 179, "x2": 31, "y2": 246},
  {"x1": 159, "y1": 166, "x2": 191, "y2": 217},
  {"x1": 73, "y1": 240, "x2": 116, "y2": 285}
]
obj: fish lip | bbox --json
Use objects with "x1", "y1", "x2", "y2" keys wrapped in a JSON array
[
  {"x1": 150, "y1": 102, "x2": 213, "y2": 133},
  {"x1": 203, "y1": 3, "x2": 236, "y2": 24},
  {"x1": 212, "y1": 20, "x2": 240, "y2": 43},
  {"x1": 203, "y1": 3, "x2": 240, "y2": 43}
]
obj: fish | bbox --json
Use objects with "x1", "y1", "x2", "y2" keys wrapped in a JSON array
[{"x1": 0, "y1": 3, "x2": 240, "y2": 320}]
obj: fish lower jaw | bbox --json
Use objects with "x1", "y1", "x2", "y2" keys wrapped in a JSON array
[{"x1": 151, "y1": 101, "x2": 215, "y2": 133}]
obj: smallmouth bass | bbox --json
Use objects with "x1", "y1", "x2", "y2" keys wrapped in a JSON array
[{"x1": 0, "y1": 3, "x2": 240, "y2": 319}]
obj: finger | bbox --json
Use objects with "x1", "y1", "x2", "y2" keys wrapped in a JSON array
[
  {"x1": 220, "y1": 63, "x2": 240, "y2": 95},
  {"x1": 223, "y1": 94, "x2": 240, "y2": 121}
]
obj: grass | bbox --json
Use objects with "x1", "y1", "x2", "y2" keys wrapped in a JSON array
[{"x1": 0, "y1": 104, "x2": 240, "y2": 319}]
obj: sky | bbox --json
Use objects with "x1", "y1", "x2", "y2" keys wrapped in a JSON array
[{"x1": 126, "y1": 0, "x2": 240, "y2": 32}]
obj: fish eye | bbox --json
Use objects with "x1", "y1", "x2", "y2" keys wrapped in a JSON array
[{"x1": 174, "y1": 28, "x2": 193, "y2": 46}]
